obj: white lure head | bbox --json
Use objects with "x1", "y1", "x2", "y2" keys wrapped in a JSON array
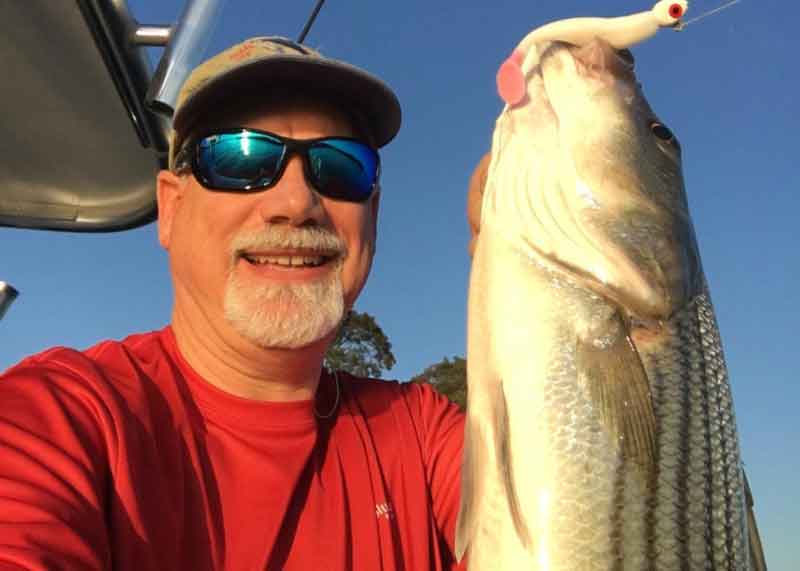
[{"x1": 651, "y1": 0, "x2": 689, "y2": 26}]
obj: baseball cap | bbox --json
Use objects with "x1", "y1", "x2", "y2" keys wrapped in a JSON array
[{"x1": 169, "y1": 36, "x2": 401, "y2": 169}]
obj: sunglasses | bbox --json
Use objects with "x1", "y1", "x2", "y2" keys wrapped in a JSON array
[{"x1": 179, "y1": 128, "x2": 380, "y2": 202}]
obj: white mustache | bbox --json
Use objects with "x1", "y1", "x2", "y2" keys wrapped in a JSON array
[{"x1": 229, "y1": 225, "x2": 346, "y2": 268}]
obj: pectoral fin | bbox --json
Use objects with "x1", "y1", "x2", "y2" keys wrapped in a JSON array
[
  {"x1": 577, "y1": 329, "x2": 657, "y2": 472},
  {"x1": 494, "y1": 380, "x2": 533, "y2": 548},
  {"x1": 456, "y1": 378, "x2": 532, "y2": 561},
  {"x1": 455, "y1": 425, "x2": 474, "y2": 561}
]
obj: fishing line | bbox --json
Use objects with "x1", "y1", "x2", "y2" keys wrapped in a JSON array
[
  {"x1": 675, "y1": 0, "x2": 743, "y2": 30},
  {"x1": 297, "y1": 0, "x2": 328, "y2": 43}
]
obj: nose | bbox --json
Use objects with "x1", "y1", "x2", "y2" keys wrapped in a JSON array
[{"x1": 255, "y1": 154, "x2": 325, "y2": 226}]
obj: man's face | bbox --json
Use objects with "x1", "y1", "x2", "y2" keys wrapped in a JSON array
[{"x1": 157, "y1": 99, "x2": 380, "y2": 350}]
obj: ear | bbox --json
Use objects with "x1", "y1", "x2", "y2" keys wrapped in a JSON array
[
  {"x1": 156, "y1": 170, "x2": 186, "y2": 250},
  {"x1": 368, "y1": 188, "x2": 381, "y2": 252}
]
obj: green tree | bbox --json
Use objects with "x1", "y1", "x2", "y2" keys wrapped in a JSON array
[
  {"x1": 324, "y1": 310, "x2": 396, "y2": 378},
  {"x1": 412, "y1": 356, "x2": 467, "y2": 409}
]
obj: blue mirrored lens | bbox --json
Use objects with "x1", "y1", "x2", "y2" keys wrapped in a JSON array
[
  {"x1": 197, "y1": 132, "x2": 283, "y2": 189},
  {"x1": 308, "y1": 139, "x2": 378, "y2": 201},
  {"x1": 194, "y1": 130, "x2": 379, "y2": 201}
]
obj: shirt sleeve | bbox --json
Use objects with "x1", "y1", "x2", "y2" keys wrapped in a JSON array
[
  {"x1": 0, "y1": 352, "x2": 112, "y2": 571},
  {"x1": 407, "y1": 382, "x2": 466, "y2": 570}
]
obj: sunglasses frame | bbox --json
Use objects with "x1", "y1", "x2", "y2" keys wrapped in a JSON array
[{"x1": 178, "y1": 128, "x2": 380, "y2": 203}]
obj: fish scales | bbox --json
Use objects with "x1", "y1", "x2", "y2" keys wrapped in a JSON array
[
  {"x1": 640, "y1": 290, "x2": 748, "y2": 569},
  {"x1": 456, "y1": 35, "x2": 756, "y2": 570}
]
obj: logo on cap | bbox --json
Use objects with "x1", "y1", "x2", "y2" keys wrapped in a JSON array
[{"x1": 229, "y1": 42, "x2": 256, "y2": 62}]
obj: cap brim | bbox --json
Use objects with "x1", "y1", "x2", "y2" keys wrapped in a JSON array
[{"x1": 172, "y1": 54, "x2": 401, "y2": 149}]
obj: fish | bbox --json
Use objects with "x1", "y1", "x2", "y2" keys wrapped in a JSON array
[{"x1": 456, "y1": 33, "x2": 763, "y2": 570}]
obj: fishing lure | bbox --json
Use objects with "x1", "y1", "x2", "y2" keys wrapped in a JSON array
[
  {"x1": 497, "y1": 0, "x2": 689, "y2": 105},
  {"x1": 497, "y1": 0, "x2": 746, "y2": 105}
]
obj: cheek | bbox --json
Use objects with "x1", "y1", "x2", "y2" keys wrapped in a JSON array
[
  {"x1": 332, "y1": 207, "x2": 376, "y2": 288},
  {"x1": 344, "y1": 206, "x2": 376, "y2": 251},
  {"x1": 175, "y1": 200, "x2": 216, "y2": 260},
  {"x1": 171, "y1": 194, "x2": 242, "y2": 284}
]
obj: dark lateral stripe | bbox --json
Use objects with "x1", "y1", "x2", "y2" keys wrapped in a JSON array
[
  {"x1": 677, "y1": 308, "x2": 692, "y2": 571},
  {"x1": 611, "y1": 459, "x2": 624, "y2": 571},
  {"x1": 701, "y1": 295, "x2": 733, "y2": 569},
  {"x1": 645, "y1": 354, "x2": 663, "y2": 568},
  {"x1": 696, "y1": 297, "x2": 716, "y2": 569}
]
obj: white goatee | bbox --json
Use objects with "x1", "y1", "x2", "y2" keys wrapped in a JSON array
[{"x1": 224, "y1": 225, "x2": 346, "y2": 349}]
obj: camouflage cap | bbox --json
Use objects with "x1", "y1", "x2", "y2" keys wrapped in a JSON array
[{"x1": 169, "y1": 36, "x2": 401, "y2": 169}]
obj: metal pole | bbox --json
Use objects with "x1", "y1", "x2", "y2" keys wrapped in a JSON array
[
  {"x1": 132, "y1": 25, "x2": 172, "y2": 46},
  {"x1": 145, "y1": 0, "x2": 226, "y2": 115},
  {"x1": 0, "y1": 282, "x2": 18, "y2": 321}
]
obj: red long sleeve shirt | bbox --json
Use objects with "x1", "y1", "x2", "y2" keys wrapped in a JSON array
[{"x1": 0, "y1": 328, "x2": 465, "y2": 571}]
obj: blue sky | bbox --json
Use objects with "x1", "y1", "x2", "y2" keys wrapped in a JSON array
[{"x1": 1, "y1": 0, "x2": 797, "y2": 567}]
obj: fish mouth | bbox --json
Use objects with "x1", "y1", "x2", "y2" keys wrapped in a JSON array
[{"x1": 541, "y1": 38, "x2": 636, "y2": 85}]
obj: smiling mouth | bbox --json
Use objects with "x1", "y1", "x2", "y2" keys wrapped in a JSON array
[{"x1": 240, "y1": 252, "x2": 337, "y2": 268}]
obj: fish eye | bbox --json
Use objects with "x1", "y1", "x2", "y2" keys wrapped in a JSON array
[
  {"x1": 650, "y1": 121, "x2": 674, "y2": 141},
  {"x1": 650, "y1": 121, "x2": 681, "y2": 154}
]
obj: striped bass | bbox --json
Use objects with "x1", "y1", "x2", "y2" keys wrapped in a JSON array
[{"x1": 456, "y1": 27, "x2": 763, "y2": 571}]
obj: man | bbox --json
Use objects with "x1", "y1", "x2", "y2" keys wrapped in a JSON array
[{"x1": 0, "y1": 37, "x2": 464, "y2": 570}]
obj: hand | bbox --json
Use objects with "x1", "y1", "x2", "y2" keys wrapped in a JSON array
[{"x1": 467, "y1": 152, "x2": 491, "y2": 257}]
